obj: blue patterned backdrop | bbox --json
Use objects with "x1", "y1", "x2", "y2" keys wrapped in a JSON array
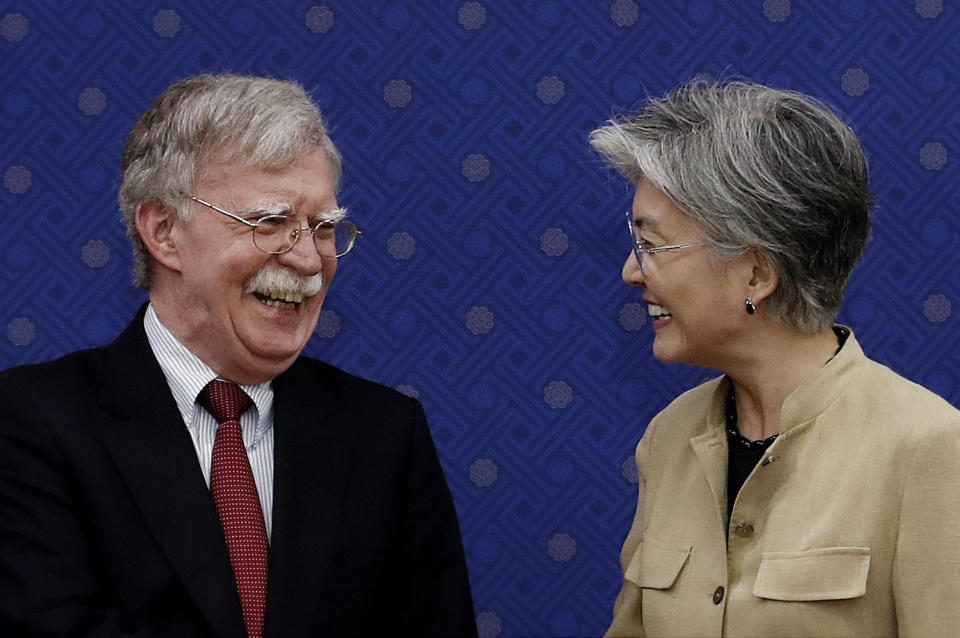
[{"x1": 2, "y1": 1, "x2": 959, "y2": 636}]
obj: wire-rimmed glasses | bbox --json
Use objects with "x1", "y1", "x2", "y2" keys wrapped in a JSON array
[
  {"x1": 626, "y1": 210, "x2": 708, "y2": 272},
  {"x1": 191, "y1": 196, "x2": 361, "y2": 258}
]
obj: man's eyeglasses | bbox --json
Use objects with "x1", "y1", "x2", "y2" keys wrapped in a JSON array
[
  {"x1": 626, "y1": 210, "x2": 708, "y2": 273},
  {"x1": 191, "y1": 196, "x2": 361, "y2": 258}
]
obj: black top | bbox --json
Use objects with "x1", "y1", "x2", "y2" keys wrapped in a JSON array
[{"x1": 725, "y1": 386, "x2": 777, "y2": 521}]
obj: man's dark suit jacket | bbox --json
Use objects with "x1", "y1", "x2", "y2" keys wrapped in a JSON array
[{"x1": 0, "y1": 309, "x2": 477, "y2": 637}]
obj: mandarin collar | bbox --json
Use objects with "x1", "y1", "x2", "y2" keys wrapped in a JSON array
[{"x1": 703, "y1": 325, "x2": 862, "y2": 436}]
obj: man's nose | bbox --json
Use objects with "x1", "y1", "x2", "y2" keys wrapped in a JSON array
[
  {"x1": 277, "y1": 231, "x2": 326, "y2": 276},
  {"x1": 622, "y1": 252, "x2": 644, "y2": 286}
]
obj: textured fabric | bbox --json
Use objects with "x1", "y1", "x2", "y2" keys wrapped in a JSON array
[
  {"x1": 607, "y1": 327, "x2": 960, "y2": 638},
  {"x1": 144, "y1": 305, "x2": 276, "y2": 539},
  {"x1": 200, "y1": 380, "x2": 269, "y2": 638}
]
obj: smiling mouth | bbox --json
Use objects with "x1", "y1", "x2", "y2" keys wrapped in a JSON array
[
  {"x1": 253, "y1": 290, "x2": 307, "y2": 310},
  {"x1": 244, "y1": 266, "x2": 323, "y2": 311},
  {"x1": 648, "y1": 303, "x2": 672, "y2": 320}
]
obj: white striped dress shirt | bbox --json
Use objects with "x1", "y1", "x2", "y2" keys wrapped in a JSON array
[{"x1": 143, "y1": 304, "x2": 275, "y2": 541}]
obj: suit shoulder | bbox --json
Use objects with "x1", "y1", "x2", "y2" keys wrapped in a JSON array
[
  {"x1": 288, "y1": 356, "x2": 419, "y2": 407},
  {"x1": 645, "y1": 376, "x2": 723, "y2": 440},
  {"x1": 856, "y1": 358, "x2": 960, "y2": 433},
  {"x1": 0, "y1": 348, "x2": 112, "y2": 441},
  {"x1": 667, "y1": 376, "x2": 724, "y2": 409},
  {"x1": 655, "y1": 376, "x2": 723, "y2": 421},
  {"x1": 0, "y1": 346, "x2": 108, "y2": 399}
]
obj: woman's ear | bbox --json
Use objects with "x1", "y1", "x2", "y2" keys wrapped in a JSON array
[
  {"x1": 746, "y1": 248, "x2": 779, "y2": 305},
  {"x1": 134, "y1": 199, "x2": 182, "y2": 273}
]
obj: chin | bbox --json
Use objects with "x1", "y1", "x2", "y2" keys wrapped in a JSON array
[
  {"x1": 651, "y1": 338, "x2": 691, "y2": 366},
  {"x1": 256, "y1": 336, "x2": 311, "y2": 362},
  {"x1": 652, "y1": 351, "x2": 683, "y2": 365},
  {"x1": 237, "y1": 324, "x2": 310, "y2": 364},
  {"x1": 651, "y1": 338, "x2": 674, "y2": 363}
]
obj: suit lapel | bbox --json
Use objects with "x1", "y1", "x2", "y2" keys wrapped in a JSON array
[
  {"x1": 96, "y1": 312, "x2": 245, "y2": 638},
  {"x1": 265, "y1": 359, "x2": 357, "y2": 637}
]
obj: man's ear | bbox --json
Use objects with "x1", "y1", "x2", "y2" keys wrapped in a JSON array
[
  {"x1": 746, "y1": 248, "x2": 779, "y2": 305},
  {"x1": 135, "y1": 199, "x2": 182, "y2": 273}
]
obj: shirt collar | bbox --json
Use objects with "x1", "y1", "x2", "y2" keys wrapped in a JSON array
[{"x1": 142, "y1": 303, "x2": 273, "y2": 429}]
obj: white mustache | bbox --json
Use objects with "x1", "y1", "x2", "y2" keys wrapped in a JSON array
[{"x1": 244, "y1": 266, "x2": 323, "y2": 299}]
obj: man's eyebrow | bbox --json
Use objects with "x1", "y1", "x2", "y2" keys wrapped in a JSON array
[
  {"x1": 237, "y1": 201, "x2": 293, "y2": 217},
  {"x1": 314, "y1": 207, "x2": 347, "y2": 223}
]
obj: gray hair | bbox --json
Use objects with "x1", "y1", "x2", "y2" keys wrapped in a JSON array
[
  {"x1": 118, "y1": 74, "x2": 342, "y2": 288},
  {"x1": 590, "y1": 79, "x2": 872, "y2": 333}
]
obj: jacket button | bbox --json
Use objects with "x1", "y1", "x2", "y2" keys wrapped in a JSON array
[
  {"x1": 712, "y1": 586, "x2": 724, "y2": 604},
  {"x1": 733, "y1": 522, "x2": 754, "y2": 537}
]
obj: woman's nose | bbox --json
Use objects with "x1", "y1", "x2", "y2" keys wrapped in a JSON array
[{"x1": 622, "y1": 252, "x2": 644, "y2": 286}]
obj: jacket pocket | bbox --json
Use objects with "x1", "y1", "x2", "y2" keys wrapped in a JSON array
[
  {"x1": 753, "y1": 546, "x2": 870, "y2": 601},
  {"x1": 624, "y1": 537, "x2": 692, "y2": 590}
]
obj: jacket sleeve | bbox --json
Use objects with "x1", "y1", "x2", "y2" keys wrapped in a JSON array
[
  {"x1": 892, "y1": 421, "x2": 960, "y2": 637},
  {"x1": 397, "y1": 400, "x2": 478, "y2": 637}
]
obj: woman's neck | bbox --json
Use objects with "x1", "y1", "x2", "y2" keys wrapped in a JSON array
[{"x1": 725, "y1": 325, "x2": 840, "y2": 441}]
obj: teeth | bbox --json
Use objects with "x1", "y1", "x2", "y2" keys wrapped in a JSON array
[
  {"x1": 276, "y1": 290, "x2": 304, "y2": 304},
  {"x1": 648, "y1": 304, "x2": 672, "y2": 318},
  {"x1": 255, "y1": 290, "x2": 304, "y2": 304},
  {"x1": 258, "y1": 297, "x2": 296, "y2": 309},
  {"x1": 255, "y1": 291, "x2": 302, "y2": 310}
]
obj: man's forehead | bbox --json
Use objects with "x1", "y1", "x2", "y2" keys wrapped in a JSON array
[
  {"x1": 195, "y1": 146, "x2": 331, "y2": 184},
  {"x1": 198, "y1": 141, "x2": 328, "y2": 172},
  {"x1": 191, "y1": 146, "x2": 338, "y2": 218}
]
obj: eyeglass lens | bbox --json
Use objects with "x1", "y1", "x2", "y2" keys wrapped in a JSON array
[
  {"x1": 626, "y1": 214, "x2": 645, "y2": 271},
  {"x1": 253, "y1": 215, "x2": 357, "y2": 257}
]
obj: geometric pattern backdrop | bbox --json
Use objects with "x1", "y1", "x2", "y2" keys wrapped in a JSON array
[{"x1": 2, "y1": 2, "x2": 959, "y2": 636}]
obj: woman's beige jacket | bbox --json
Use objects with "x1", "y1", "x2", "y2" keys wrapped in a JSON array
[{"x1": 608, "y1": 329, "x2": 960, "y2": 637}]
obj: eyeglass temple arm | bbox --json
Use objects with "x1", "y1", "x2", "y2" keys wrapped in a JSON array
[
  {"x1": 190, "y1": 196, "x2": 258, "y2": 228},
  {"x1": 645, "y1": 241, "x2": 709, "y2": 254}
]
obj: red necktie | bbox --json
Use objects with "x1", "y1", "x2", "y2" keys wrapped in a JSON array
[{"x1": 200, "y1": 380, "x2": 269, "y2": 638}]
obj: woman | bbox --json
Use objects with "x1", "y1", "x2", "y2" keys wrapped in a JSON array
[{"x1": 590, "y1": 79, "x2": 960, "y2": 637}]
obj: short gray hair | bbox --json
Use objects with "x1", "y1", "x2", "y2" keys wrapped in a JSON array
[
  {"x1": 119, "y1": 74, "x2": 342, "y2": 288},
  {"x1": 590, "y1": 78, "x2": 872, "y2": 333}
]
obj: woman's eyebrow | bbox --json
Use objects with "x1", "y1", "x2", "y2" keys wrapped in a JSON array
[{"x1": 633, "y1": 216, "x2": 664, "y2": 239}]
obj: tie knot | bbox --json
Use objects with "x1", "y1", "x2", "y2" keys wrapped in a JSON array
[{"x1": 199, "y1": 380, "x2": 252, "y2": 423}]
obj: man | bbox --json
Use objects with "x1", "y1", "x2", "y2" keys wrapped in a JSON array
[{"x1": 0, "y1": 74, "x2": 477, "y2": 637}]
